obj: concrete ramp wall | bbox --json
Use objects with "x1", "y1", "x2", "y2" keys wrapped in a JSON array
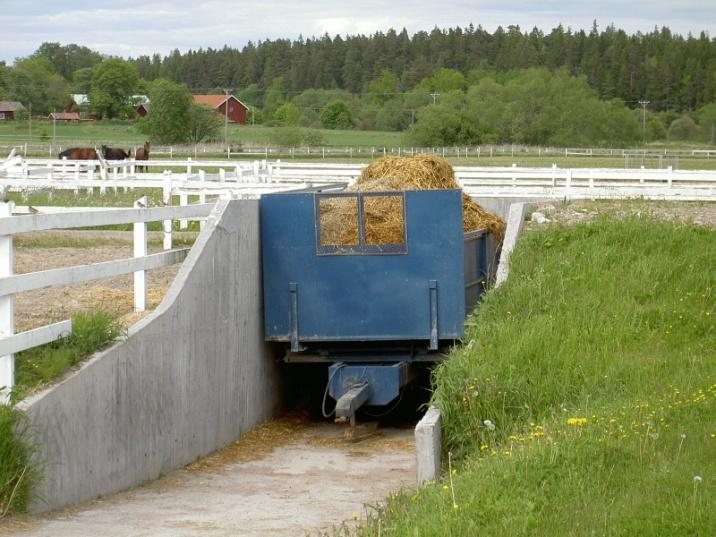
[{"x1": 18, "y1": 199, "x2": 281, "y2": 512}]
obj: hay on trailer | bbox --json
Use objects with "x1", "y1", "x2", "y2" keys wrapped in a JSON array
[{"x1": 318, "y1": 155, "x2": 505, "y2": 245}]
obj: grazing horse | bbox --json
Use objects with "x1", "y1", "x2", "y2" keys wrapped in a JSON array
[
  {"x1": 101, "y1": 145, "x2": 130, "y2": 160},
  {"x1": 135, "y1": 141, "x2": 150, "y2": 172},
  {"x1": 58, "y1": 147, "x2": 98, "y2": 160}
]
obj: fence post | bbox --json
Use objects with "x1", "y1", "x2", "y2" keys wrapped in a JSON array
[
  {"x1": 0, "y1": 201, "x2": 14, "y2": 404},
  {"x1": 667, "y1": 166, "x2": 673, "y2": 188},
  {"x1": 179, "y1": 193, "x2": 188, "y2": 229},
  {"x1": 552, "y1": 163, "x2": 557, "y2": 187},
  {"x1": 187, "y1": 158, "x2": 192, "y2": 178},
  {"x1": 565, "y1": 169, "x2": 572, "y2": 201},
  {"x1": 163, "y1": 171, "x2": 172, "y2": 250},
  {"x1": 133, "y1": 196, "x2": 148, "y2": 312}
]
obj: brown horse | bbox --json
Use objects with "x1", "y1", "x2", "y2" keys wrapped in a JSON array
[
  {"x1": 101, "y1": 145, "x2": 130, "y2": 160},
  {"x1": 135, "y1": 141, "x2": 150, "y2": 172},
  {"x1": 58, "y1": 147, "x2": 99, "y2": 160}
]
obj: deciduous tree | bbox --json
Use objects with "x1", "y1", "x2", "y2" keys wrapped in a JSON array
[
  {"x1": 139, "y1": 79, "x2": 192, "y2": 144},
  {"x1": 89, "y1": 58, "x2": 139, "y2": 119}
]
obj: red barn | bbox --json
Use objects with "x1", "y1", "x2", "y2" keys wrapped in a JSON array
[
  {"x1": 192, "y1": 94, "x2": 248, "y2": 124},
  {"x1": 49, "y1": 112, "x2": 80, "y2": 121},
  {"x1": 0, "y1": 101, "x2": 25, "y2": 120}
]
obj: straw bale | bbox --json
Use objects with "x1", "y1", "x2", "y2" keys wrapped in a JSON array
[{"x1": 319, "y1": 155, "x2": 505, "y2": 245}]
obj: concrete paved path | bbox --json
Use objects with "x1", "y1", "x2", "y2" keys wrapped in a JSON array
[{"x1": 2, "y1": 419, "x2": 415, "y2": 537}]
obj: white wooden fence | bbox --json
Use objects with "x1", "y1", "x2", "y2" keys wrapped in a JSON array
[
  {"x1": 2, "y1": 155, "x2": 716, "y2": 202},
  {"x1": 4, "y1": 137, "x2": 716, "y2": 162},
  {"x1": 0, "y1": 199, "x2": 215, "y2": 403}
]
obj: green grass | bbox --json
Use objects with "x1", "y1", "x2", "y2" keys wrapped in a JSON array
[
  {"x1": 228, "y1": 125, "x2": 405, "y2": 147},
  {"x1": 0, "y1": 405, "x2": 40, "y2": 517},
  {"x1": 13, "y1": 311, "x2": 123, "y2": 399},
  {"x1": 0, "y1": 119, "x2": 142, "y2": 144},
  {"x1": 0, "y1": 121, "x2": 404, "y2": 148},
  {"x1": 358, "y1": 216, "x2": 715, "y2": 536}
]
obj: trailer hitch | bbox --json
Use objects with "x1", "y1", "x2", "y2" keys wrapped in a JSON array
[{"x1": 334, "y1": 381, "x2": 372, "y2": 428}]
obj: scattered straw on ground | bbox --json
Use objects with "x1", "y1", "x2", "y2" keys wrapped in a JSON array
[
  {"x1": 321, "y1": 154, "x2": 505, "y2": 244},
  {"x1": 186, "y1": 415, "x2": 312, "y2": 472},
  {"x1": 0, "y1": 516, "x2": 40, "y2": 535},
  {"x1": 306, "y1": 428, "x2": 416, "y2": 452}
]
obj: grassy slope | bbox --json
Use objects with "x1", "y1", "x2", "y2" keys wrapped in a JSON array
[{"x1": 359, "y1": 216, "x2": 715, "y2": 536}]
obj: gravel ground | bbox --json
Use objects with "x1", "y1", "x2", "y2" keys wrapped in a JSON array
[{"x1": 525, "y1": 199, "x2": 716, "y2": 229}]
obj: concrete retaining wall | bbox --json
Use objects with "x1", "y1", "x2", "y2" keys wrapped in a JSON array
[
  {"x1": 18, "y1": 199, "x2": 281, "y2": 512},
  {"x1": 472, "y1": 196, "x2": 540, "y2": 220}
]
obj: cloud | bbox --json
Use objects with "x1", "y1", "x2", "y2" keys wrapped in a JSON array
[{"x1": 1, "y1": 0, "x2": 714, "y2": 63}]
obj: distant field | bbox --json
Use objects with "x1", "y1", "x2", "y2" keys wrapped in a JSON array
[
  {"x1": 0, "y1": 121, "x2": 404, "y2": 148},
  {"x1": 1, "y1": 121, "x2": 715, "y2": 169}
]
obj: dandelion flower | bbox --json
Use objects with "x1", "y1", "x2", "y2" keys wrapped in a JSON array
[
  {"x1": 483, "y1": 419, "x2": 496, "y2": 431},
  {"x1": 567, "y1": 417, "x2": 587, "y2": 426}
]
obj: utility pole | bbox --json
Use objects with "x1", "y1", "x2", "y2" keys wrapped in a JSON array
[
  {"x1": 638, "y1": 100, "x2": 650, "y2": 144},
  {"x1": 430, "y1": 92, "x2": 440, "y2": 105},
  {"x1": 52, "y1": 111, "x2": 56, "y2": 152}
]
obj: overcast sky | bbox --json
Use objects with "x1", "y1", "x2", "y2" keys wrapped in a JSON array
[{"x1": 1, "y1": 0, "x2": 714, "y2": 64}]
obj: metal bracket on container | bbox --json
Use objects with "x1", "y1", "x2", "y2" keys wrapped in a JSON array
[
  {"x1": 289, "y1": 282, "x2": 304, "y2": 352},
  {"x1": 429, "y1": 279, "x2": 438, "y2": 350}
]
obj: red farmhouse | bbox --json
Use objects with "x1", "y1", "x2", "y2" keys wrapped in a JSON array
[
  {"x1": 192, "y1": 94, "x2": 248, "y2": 124},
  {"x1": 0, "y1": 101, "x2": 25, "y2": 120}
]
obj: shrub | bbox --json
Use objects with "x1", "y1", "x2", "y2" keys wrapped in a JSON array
[
  {"x1": 668, "y1": 115, "x2": 702, "y2": 141},
  {"x1": 320, "y1": 100, "x2": 353, "y2": 129}
]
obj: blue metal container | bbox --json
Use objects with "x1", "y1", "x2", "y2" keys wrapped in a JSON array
[{"x1": 261, "y1": 188, "x2": 498, "y2": 351}]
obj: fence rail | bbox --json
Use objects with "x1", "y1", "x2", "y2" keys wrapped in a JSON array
[{"x1": 0, "y1": 199, "x2": 215, "y2": 403}]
